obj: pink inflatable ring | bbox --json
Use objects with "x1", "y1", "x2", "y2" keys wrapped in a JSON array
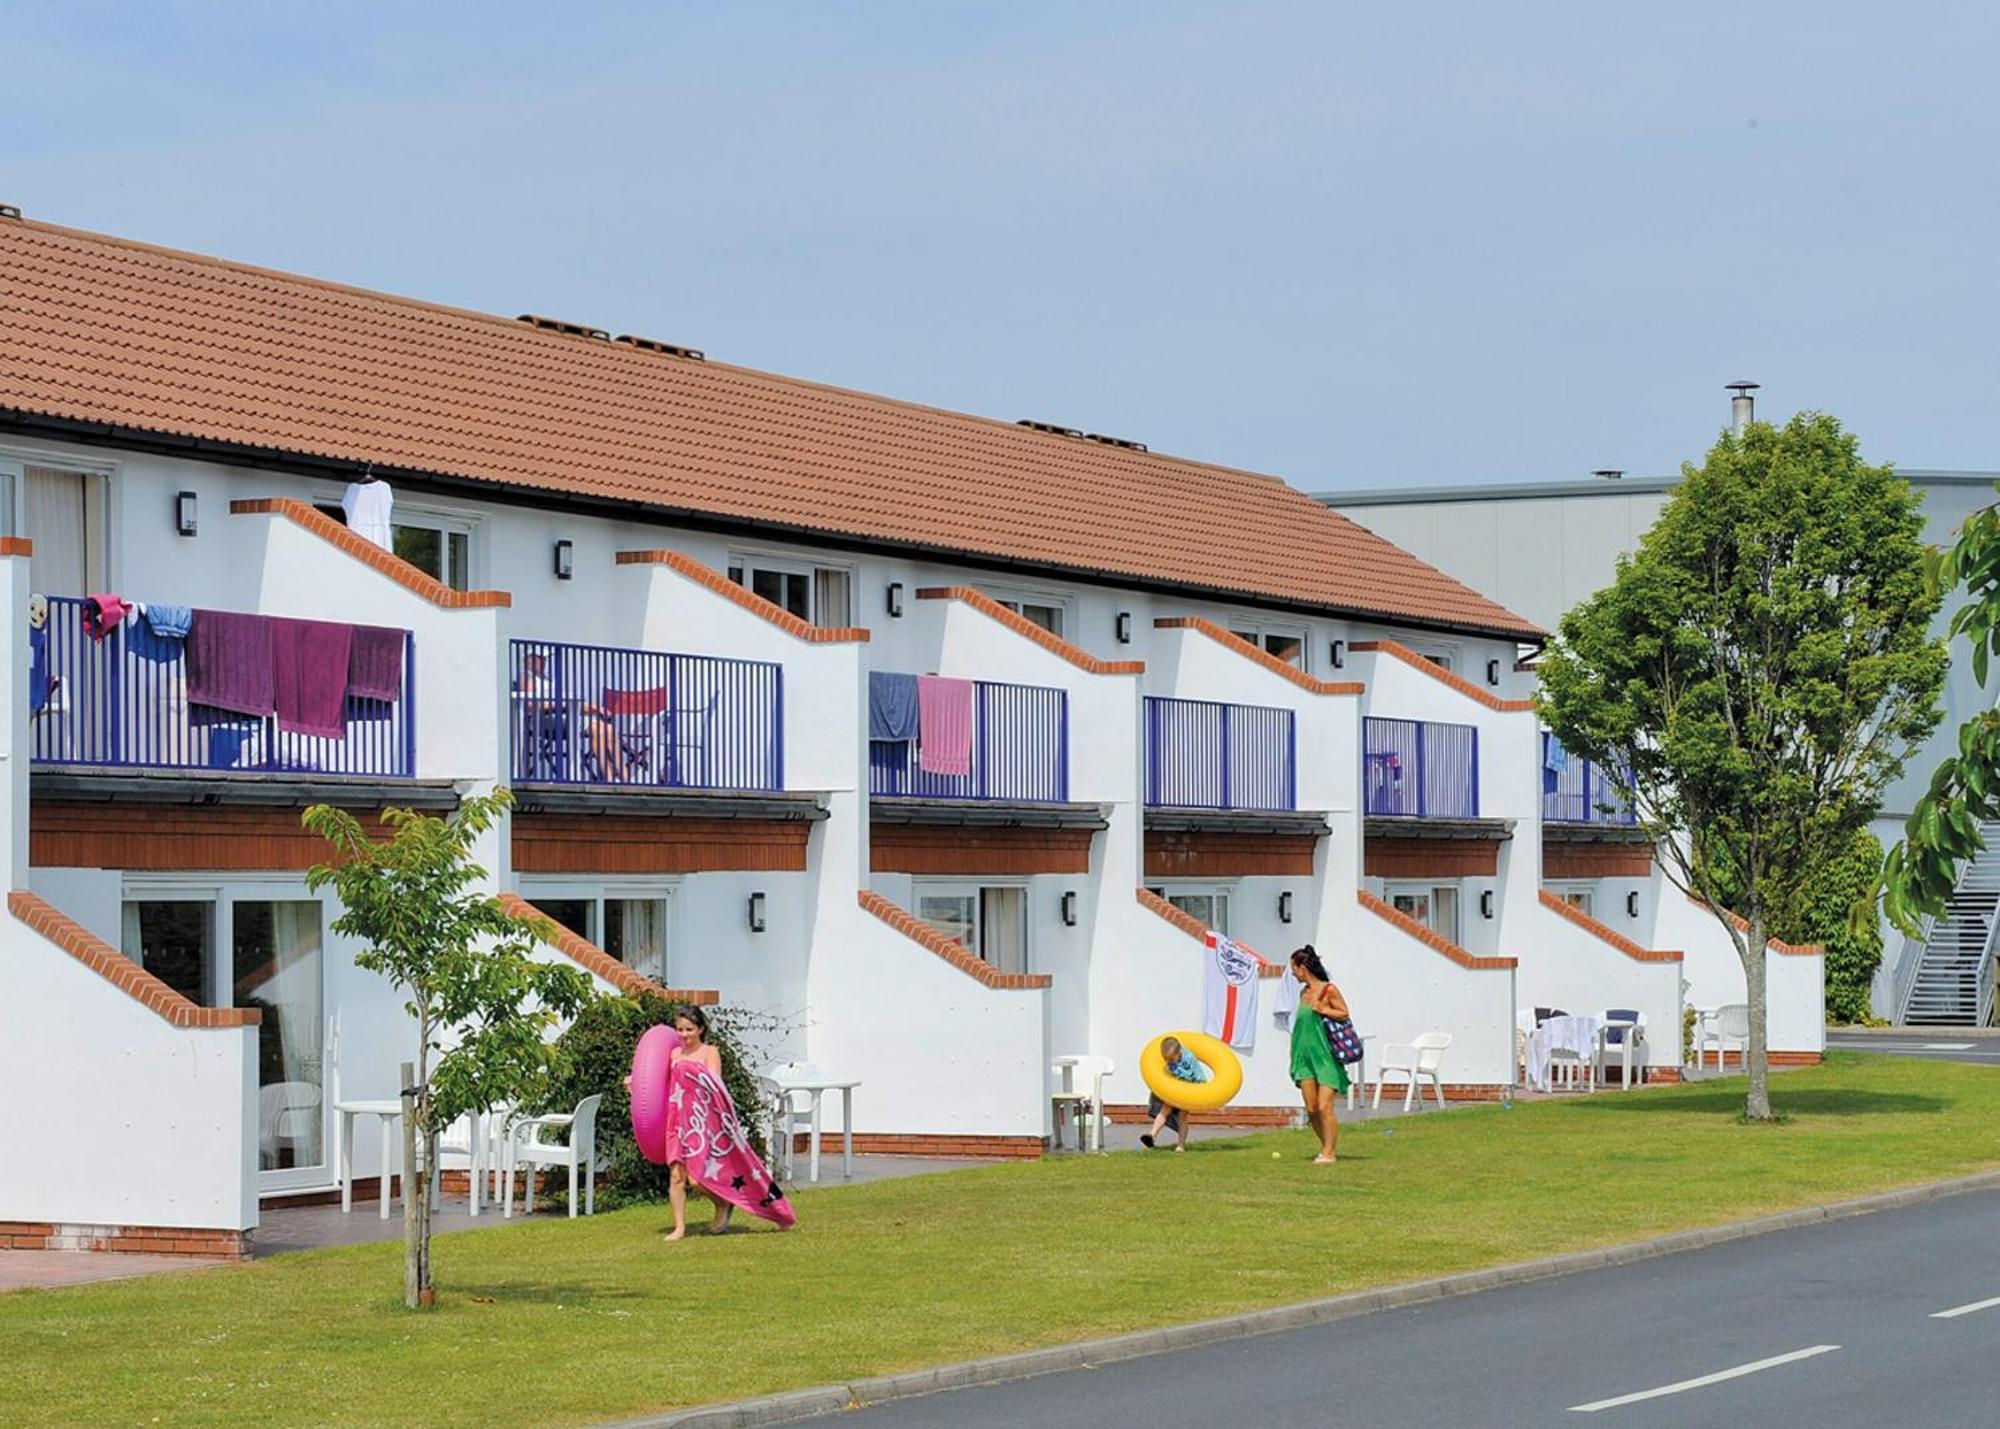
[{"x1": 629, "y1": 1024, "x2": 677, "y2": 1164}]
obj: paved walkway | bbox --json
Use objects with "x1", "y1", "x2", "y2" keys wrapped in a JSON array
[{"x1": 1828, "y1": 1028, "x2": 2000, "y2": 1065}]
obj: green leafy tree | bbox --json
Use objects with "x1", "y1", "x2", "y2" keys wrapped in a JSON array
[
  {"x1": 1538, "y1": 414, "x2": 1945, "y2": 1118},
  {"x1": 304, "y1": 790, "x2": 592, "y2": 1308}
]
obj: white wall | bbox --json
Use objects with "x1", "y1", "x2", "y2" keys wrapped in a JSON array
[{"x1": 1651, "y1": 893, "x2": 1826, "y2": 1054}]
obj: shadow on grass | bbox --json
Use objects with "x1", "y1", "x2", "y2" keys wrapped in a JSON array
[
  {"x1": 445, "y1": 1278, "x2": 649, "y2": 1305},
  {"x1": 1565, "y1": 1088, "x2": 1947, "y2": 1117}
]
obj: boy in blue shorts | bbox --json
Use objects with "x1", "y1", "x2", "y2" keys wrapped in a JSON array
[{"x1": 1141, "y1": 1036, "x2": 1212, "y2": 1152}]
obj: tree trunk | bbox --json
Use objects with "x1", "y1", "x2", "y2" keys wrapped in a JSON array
[
  {"x1": 400, "y1": 1060, "x2": 422, "y2": 1309},
  {"x1": 1744, "y1": 918, "x2": 1773, "y2": 1121}
]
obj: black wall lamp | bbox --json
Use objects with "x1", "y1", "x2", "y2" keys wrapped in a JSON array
[
  {"x1": 886, "y1": 582, "x2": 904, "y2": 618},
  {"x1": 1486, "y1": 658, "x2": 1501, "y2": 686},
  {"x1": 1626, "y1": 891, "x2": 1640, "y2": 919},
  {"x1": 1115, "y1": 611, "x2": 1132, "y2": 644},
  {"x1": 747, "y1": 891, "x2": 767, "y2": 933},
  {"x1": 1061, "y1": 891, "x2": 1078, "y2": 927},
  {"x1": 1278, "y1": 891, "x2": 1294, "y2": 924},
  {"x1": 553, "y1": 539, "x2": 574, "y2": 580},
  {"x1": 1480, "y1": 890, "x2": 1495, "y2": 919},
  {"x1": 1330, "y1": 639, "x2": 1346, "y2": 669},
  {"x1": 175, "y1": 490, "x2": 198, "y2": 537}
]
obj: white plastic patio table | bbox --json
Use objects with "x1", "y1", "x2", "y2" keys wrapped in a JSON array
[
  {"x1": 1050, "y1": 1055, "x2": 1108, "y2": 1151},
  {"x1": 334, "y1": 1098, "x2": 406, "y2": 1219},
  {"x1": 769, "y1": 1078, "x2": 859, "y2": 1182}
]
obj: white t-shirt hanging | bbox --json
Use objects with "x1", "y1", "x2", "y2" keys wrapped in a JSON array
[
  {"x1": 1272, "y1": 967, "x2": 1301, "y2": 1029},
  {"x1": 1202, "y1": 930, "x2": 1265, "y2": 1050},
  {"x1": 342, "y1": 478, "x2": 395, "y2": 550}
]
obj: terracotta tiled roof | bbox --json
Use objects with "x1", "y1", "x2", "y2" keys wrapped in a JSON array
[{"x1": 0, "y1": 215, "x2": 1541, "y2": 641}]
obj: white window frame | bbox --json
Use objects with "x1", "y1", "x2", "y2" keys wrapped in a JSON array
[
  {"x1": 516, "y1": 876, "x2": 682, "y2": 985},
  {"x1": 1385, "y1": 880, "x2": 1462, "y2": 945},
  {"x1": 978, "y1": 584, "x2": 1071, "y2": 639},
  {"x1": 312, "y1": 486, "x2": 483, "y2": 590},
  {"x1": 1548, "y1": 883, "x2": 1595, "y2": 918},
  {"x1": 913, "y1": 878, "x2": 1031, "y2": 974},
  {"x1": 1146, "y1": 881, "x2": 1236, "y2": 936},
  {"x1": 726, "y1": 548, "x2": 856, "y2": 628},
  {"x1": 3, "y1": 453, "x2": 116, "y2": 593},
  {"x1": 1405, "y1": 642, "x2": 1460, "y2": 674},
  {"x1": 1223, "y1": 616, "x2": 1312, "y2": 672}
]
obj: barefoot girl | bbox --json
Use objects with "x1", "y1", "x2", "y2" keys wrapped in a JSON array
[
  {"x1": 1288, "y1": 946, "x2": 1350, "y2": 1164},
  {"x1": 637, "y1": 1008, "x2": 795, "y2": 1240}
]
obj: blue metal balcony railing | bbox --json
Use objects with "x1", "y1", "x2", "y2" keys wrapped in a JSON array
[
  {"x1": 1362, "y1": 716, "x2": 1478, "y2": 819},
  {"x1": 28, "y1": 595, "x2": 416, "y2": 777},
  {"x1": 1143, "y1": 696, "x2": 1296, "y2": 811},
  {"x1": 511, "y1": 639, "x2": 782, "y2": 791},
  {"x1": 868, "y1": 677, "x2": 1068, "y2": 801},
  {"x1": 1543, "y1": 733, "x2": 1636, "y2": 825}
]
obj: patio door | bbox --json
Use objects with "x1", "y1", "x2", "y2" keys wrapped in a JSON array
[{"x1": 123, "y1": 886, "x2": 330, "y2": 1193}]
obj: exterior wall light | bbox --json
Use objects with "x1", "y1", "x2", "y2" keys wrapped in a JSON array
[
  {"x1": 748, "y1": 891, "x2": 767, "y2": 933},
  {"x1": 1278, "y1": 890, "x2": 1294, "y2": 924},
  {"x1": 1480, "y1": 889, "x2": 1495, "y2": 919},
  {"x1": 1486, "y1": 658, "x2": 1501, "y2": 686},
  {"x1": 553, "y1": 539, "x2": 574, "y2": 580},
  {"x1": 1115, "y1": 611, "x2": 1132, "y2": 644},
  {"x1": 1330, "y1": 639, "x2": 1345, "y2": 669},
  {"x1": 1627, "y1": 891, "x2": 1640, "y2": 918},
  {"x1": 1061, "y1": 891, "x2": 1078, "y2": 927},
  {"x1": 175, "y1": 490, "x2": 198, "y2": 537},
  {"x1": 887, "y1": 582, "x2": 904, "y2": 618}
]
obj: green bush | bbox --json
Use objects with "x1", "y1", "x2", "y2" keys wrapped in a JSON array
[
  {"x1": 1798, "y1": 830, "x2": 1886, "y2": 1025},
  {"x1": 535, "y1": 992, "x2": 771, "y2": 1209}
]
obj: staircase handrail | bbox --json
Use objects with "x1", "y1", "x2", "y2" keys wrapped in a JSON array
[
  {"x1": 1982, "y1": 913, "x2": 1999, "y2": 1029},
  {"x1": 1891, "y1": 912, "x2": 1935, "y2": 1025}
]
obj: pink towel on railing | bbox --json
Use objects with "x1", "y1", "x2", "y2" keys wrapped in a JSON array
[
  {"x1": 347, "y1": 625, "x2": 405, "y2": 702},
  {"x1": 270, "y1": 617, "x2": 355, "y2": 739},
  {"x1": 917, "y1": 674, "x2": 974, "y2": 776},
  {"x1": 186, "y1": 609, "x2": 274, "y2": 719}
]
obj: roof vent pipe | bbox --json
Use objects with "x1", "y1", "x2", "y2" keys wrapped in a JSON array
[
  {"x1": 1726, "y1": 381, "x2": 1760, "y2": 436},
  {"x1": 1592, "y1": 469, "x2": 1623, "y2": 481}
]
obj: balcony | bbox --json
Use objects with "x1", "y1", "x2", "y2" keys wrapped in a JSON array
[
  {"x1": 1143, "y1": 696, "x2": 1296, "y2": 811},
  {"x1": 1543, "y1": 734, "x2": 1635, "y2": 825},
  {"x1": 1362, "y1": 716, "x2": 1477, "y2": 819},
  {"x1": 28, "y1": 595, "x2": 416, "y2": 778},
  {"x1": 868, "y1": 676, "x2": 1068, "y2": 802},
  {"x1": 511, "y1": 639, "x2": 782, "y2": 791}
]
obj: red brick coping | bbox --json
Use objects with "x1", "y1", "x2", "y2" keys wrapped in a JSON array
[
  {"x1": 1136, "y1": 887, "x2": 1284, "y2": 977},
  {"x1": 0, "y1": 536, "x2": 32, "y2": 557},
  {"x1": 10, "y1": 891, "x2": 261, "y2": 1028},
  {"x1": 0, "y1": 1221, "x2": 249, "y2": 1259},
  {"x1": 790, "y1": 1132, "x2": 1043, "y2": 1160},
  {"x1": 1350, "y1": 639, "x2": 1536, "y2": 712},
  {"x1": 230, "y1": 498, "x2": 510, "y2": 608},
  {"x1": 858, "y1": 890, "x2": 1051, "y2": 989},
  {"x1": 915, "y1": 586, "x2": 1145, "y2": 675},
  {"x1": 1539, "y1": 889, "x2": 1683, "y2": 963},
  {"x1": 1690, "y1": 897, "x2": 1827, "y2": 955},
  {"x1": 618, "y1": 549, "x2": 870, "y2": 642},
  {"x1": 497, "y1": 892, "x2": 718, "y2": 1004},
  {"x1": 1153, "y1": 617, "x2": 1365, "y2": 695},
  {"x1": 1358, "y1": 889, "x2": 1517, "y2": 970}
]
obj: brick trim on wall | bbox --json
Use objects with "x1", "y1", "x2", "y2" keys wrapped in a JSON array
[
  {"x1": 1152, "y1": 617, "x2": 1365, "y2": 695},
  {"x1": 1698, "y1": 1051, "x2": 1825, "y2": 1068},
  {"x1": 1145, "y1": 828, "x2": 1318, "y2": 878},
  {"x1": 858, "y1": 889, "x2": 1052, "y2": 989},
  {"x1": 871, "y1": 823, "x2": 1094, "y2": 875},
  {"x1": 0, "y1": 1221, "x2": 249, "y2": 1259},
  {"x1": 0, "y1": 535, "x2": 33, "y2": 557},
  {"x1": 790, "y1": 1132, "x2": 1044, "y2": 1159},
  {"x1": 914, "y1": 586, "x2": 1145, "y2": 675},
  {"x1": 1350, "y1": 639, "x2": 1536, "y2": 712},
  {"x1": 1104, "y1": 1103, "x2": 1302, "y2": 1127},
  {"x1": 496, "y1": 892, "x2": 718, "y2": 1004},
  {"x1": 229, "y1": 498, "x2": 510, "y2": 608},
  {"x1": 1538, "y1": 889, "x2": 1683, "y2": 963},
  {"x1": 1358, "y1": 888, "x2": 1516, "y2": 970},
  {"x1": 510, "y1": 812, "x2": 809, "y2": 874},
  {"x1": 1542, "y1": 843, "x2": 1656, "y2": 879},
  {"x1": 1363, "y1": 836, "x2": 1501, "y2": 878},
  {"x1": 616, "y1": 548, "x2": 870, "y2": 642},
  {"x1": 1135, "y1": 886, "x2": 1285, "y2": 977},
  {"x1": 31, "y1": 801, "x2": 399, "y2": 872},
  {"x1": 1690, "y1": 896, "x2": 1827, "y2": 955},
  {"x1": 9, "y1": 890, "x2": 261, "y2": 1028}
]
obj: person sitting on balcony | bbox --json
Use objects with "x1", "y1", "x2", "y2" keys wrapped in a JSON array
[
  {"x1": 1288, "y1": 945, "x2": 1350, "y2": 1165},
  {"x1": 514, "y1": 650, "x2": 625, "y2": 782}
]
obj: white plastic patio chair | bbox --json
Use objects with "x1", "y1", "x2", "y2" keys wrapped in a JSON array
[
  {"x1": 758, "y1": 1074, "x2": 813, "y2": 1181},
  {"x1": 431, "y1": 1110, "x2": 497, "y2": 1216},
  {"x1": 1697, "y1": 1003, "x2": 1750, "y2": 1071},
  {"x1": 1594, "y1": 1009, "x2": 1650, "y2": 1089},
  {"x1": 257, "y1": 1081, "x2": 322, "y2": 1169},
  {"x1": 1372, "y1": 1032, "x2": 1453, "y2": 1112},
  {"x1": 1050, "y1": 1055, "x2": 1113, "y2": 1151},
  {"x1": 503, "y1": 1094, "x2": 603, "y2": 1218}
]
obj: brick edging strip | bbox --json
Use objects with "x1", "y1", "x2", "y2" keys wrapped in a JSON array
[
  {"x1": 231, "y1": 498, "x2": 510, "y2": 608},
  {"x1": 607, "y1": 1167, "x2": 2000, "y2": 1428}
]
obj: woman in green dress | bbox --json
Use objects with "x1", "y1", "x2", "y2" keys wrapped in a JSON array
[{"x1": 1288, "y1": 945, "x2": 1350, "y2": 1165}]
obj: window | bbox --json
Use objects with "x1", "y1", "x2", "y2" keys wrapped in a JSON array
[
  {"x1": 314, "y1": 498, "x2": 475, "y2": 591},
  {"x1": 1408, "y1": 645, "x2": 1458, "y2": 674},
  {"x1": 1388, "y1": 884, "x2": 1460, "y2": 945},
  {"x1": 1552, "y1": 886, "x2": 1594, "y2": 918},
  {"x1": 524, "y1": 886, "x2": 676, "y2": 984},
  {"x1": 1148, "y1": 884, "x2": 1233, "y2": 935},
  {"x1": 528, "y1": 898, "x2": 596, "y2": 943},
  {"x1": 727, "y1": 555, "x2": 853, "y2": 628},
  {"x1": 1227, "y1": 622, "x2": 1309, "y2": 670},
  {"x1": 18, "y1": 465, "x2": 108, "y2": 596},
  {"x1": 605, "y1": 897, "x2": 667, "y2": 984},
  {"x1": 122, "y1": 899, "x2": 216, "y2": 1005},
  {"x1": 979, "y1": 587, "x2": 1068, "y2": 638},
  {"x1": 916, "y1": 883, "x2": 1028, "y2": 974}
]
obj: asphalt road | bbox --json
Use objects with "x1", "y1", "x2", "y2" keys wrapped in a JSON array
[
  {"x1": 840, "y1": 1187, "x2": 2000, "y2": 1429},
  {"x1": 1827, "y1": 1031, "x2": 2000, "y2": 1066}
]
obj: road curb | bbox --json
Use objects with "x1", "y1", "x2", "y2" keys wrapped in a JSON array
[{"x1": 608, "y1": 1168, "x2": 2000, "y2": 1428}]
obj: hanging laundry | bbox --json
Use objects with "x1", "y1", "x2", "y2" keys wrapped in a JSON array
[
  {"x1": 1201, "y1": 930, "x2": 1266, "y2": 1051},
  {"x1": 342, "y1": 476, "x2": 395, "y2": 550},
  {"x1": 144, "y1": 604, "x2": 194, "y2": 639},
  {"x1": 27, "y1": 625, "x2": 51, "y2": 715},
  {"x1": 347, "y1": 625, "x2": 405, "y2": 703},
  {"x1": 125, "y1": 617, "x2": 182, "y2": 665},
  {"x1": 1544, "y1": 734, "x2": 1569, "y2": 773},
  {"x1": 186, "y1": 609, "x2": 275, "y2": 720},
  {"x1": 270, "y1": 618, "x2": 355, "y2": 738},
  {"x1": 81, "y1": 593, "x2": 131, "y2": 641},
  {"x1": 868, "y1": 671, "x2": 920, "y2": 741},
  {"x1": 1272, "y1": 964, "x2": 1301, "y2": 1030},
  {"x1": 916, "y1": 674, "x2": 974, "y2": 776}
]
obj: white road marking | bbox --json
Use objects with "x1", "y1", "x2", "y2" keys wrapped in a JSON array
[
  {"x1": 1919, "y1": 1043, "x2": 1978, "y2": 1051},
  {"x1": 1568, "y1": 1345, "x2": 1841, "y2": 1413},
  {"x1": 1932, "y1": 1295, "x2": 2000, "y2": 1320}
]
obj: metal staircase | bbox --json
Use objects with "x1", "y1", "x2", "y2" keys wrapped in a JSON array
[{"x1": 1895, "y1": 821, "x2": 2000, "y2": 1025}]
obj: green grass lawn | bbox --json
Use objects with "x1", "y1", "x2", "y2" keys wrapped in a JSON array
[{"x1": 6, "y1": 1052, "x2": 1998, "y2": 1427}]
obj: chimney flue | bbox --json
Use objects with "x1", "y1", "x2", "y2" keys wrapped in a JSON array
[
  {"x1": 1593, "y1": 469, "x2": 1624, "y2": 481},
  {"x1": 1726, "y1": 381, "x2": 1760, "y2": 436}
]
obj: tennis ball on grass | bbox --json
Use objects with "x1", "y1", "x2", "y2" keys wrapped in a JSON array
[{"x1": 1271, "y1": 1151, "x2": 1282, "y2": 1159}]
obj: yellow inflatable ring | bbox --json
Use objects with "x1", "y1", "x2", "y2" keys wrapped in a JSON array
[{"x1": 1140, "y1": 1030, "x2": 1243, "y2": 1114}]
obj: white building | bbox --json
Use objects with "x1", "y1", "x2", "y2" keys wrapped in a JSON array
[
  {"x1": 1322, "y1": 400, "x2": 1999, "y2": 1027},
  {"x1": 0, "y1": 212, "x2": 1821, "y2": 1257}
]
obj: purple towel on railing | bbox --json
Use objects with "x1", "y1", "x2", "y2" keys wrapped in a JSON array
[
  {"x1": 917, "y1": 674, "x2": 974, "y2": 776},
  {"x1": 186, "y1": 609, "x2": 274, "y2": 719},
  {"x1": 270, "y1": 617, "x2": 354, "y2": 739},
  {"x1": 348, "y1": 625, "x2": 405, "y2": 702}
]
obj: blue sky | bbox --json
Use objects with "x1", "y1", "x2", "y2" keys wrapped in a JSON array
[{"x1": 4, "y1": 2, "x2": 1997, "y2": 489}]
